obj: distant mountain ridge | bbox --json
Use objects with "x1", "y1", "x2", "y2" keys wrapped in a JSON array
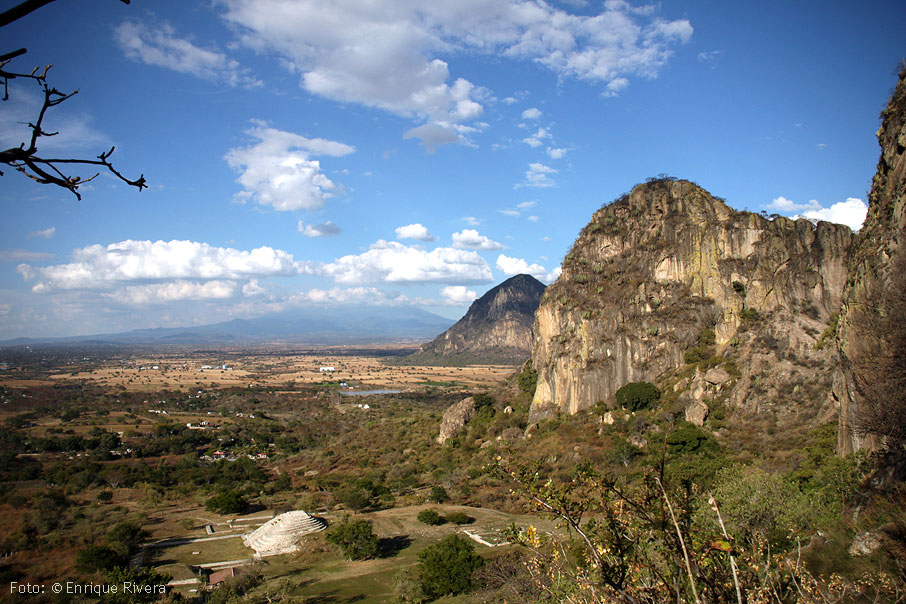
[
  {"x1": 0, "y1": 305, "x2": 455, "y2": 347},
  {"x1": 408, "y1": 274, "x2": 546, "y2": 365}
]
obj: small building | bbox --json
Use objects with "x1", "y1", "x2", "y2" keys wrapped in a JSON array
[
  {"x1": 208, "y1": 567, "x2": 244, "y2": 589},
  {"x1": 319, "y1": 366, "x2": 335, "y2": 372}
]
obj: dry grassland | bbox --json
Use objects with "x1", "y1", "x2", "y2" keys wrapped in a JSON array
[{"x1": 38, "y1": 351, "x2": 514, "y2": 392}]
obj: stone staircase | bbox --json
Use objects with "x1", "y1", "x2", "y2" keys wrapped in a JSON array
[{"x1": 242, "y1": 511, "x2": 327, "y2": 557}]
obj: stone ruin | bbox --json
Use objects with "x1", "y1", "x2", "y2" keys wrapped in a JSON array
[{"x1": 242, "y1": 511, "x2": 327, "y2": 557}]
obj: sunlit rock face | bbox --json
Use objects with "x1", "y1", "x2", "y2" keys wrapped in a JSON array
[{"x1": 529, "y1": 178, "x2": 852, "y2": 425}]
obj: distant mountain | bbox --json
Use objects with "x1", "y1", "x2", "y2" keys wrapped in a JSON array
[
  {"x1": 408, "y1": 274, "x2": 547, "y2": 365},
  {"x1": 0, "y1": 305, "x2": 455, "y2": 347}
]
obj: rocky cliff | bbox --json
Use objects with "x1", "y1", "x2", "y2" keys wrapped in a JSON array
[
  {"x1": 529, "y1": 179, "x2": 853, "y2": 426},
  {"x1": 835, "y1": 66, "x2": 906, "y2": 455},
  {"x1": 411, "y1": 274, "x2": 546, "y2": 365}
]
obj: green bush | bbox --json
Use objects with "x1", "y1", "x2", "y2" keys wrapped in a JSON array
[
  {"x1": 417, "y1": 509, "x2": 445, "y2": 525},
  {"x1": 517, "y1": 366, "x2": 538, "y2": 393},
  {"x1": 417, "y1": 534, "x2": 484, "y2": 598},
  {"x1": 76, "y1": 544, "x2": 124, "y2": 572},
  {"x1": 615, "y1": 382, "x2": 660, "y2": 411},
  {"x1": 326, "y1": 518, "x2": 378, "y2": 560},
  {"x1": 205, "y1": 490, "x2": 249, "y2": 515},
  {"x1": 428, "y1": 485, "x2": 449, "y2": 503},
  {"x1": 472, "y1": 392, "x2": 495, "y2": 410},
  {"x1": 446, "y1": 511, "x2": 475, "y2": 525}
]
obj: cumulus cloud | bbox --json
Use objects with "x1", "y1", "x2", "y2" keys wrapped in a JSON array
[
  {"x1": 219, "y1": 0, "x2": 692, "y2": 144},
  {"x1": 451, "y1": 229, "x2": 505, "y2": 250},
  {"x1": 522, "y1": 127, "x2": 552, "y2": 148},
  {"x1": 441, "y1": 285, "x2": 478, "y2": 304},
  {"x1": 464, "y1": 216, "x2": 481, "y2": 226},
  {"x1": 403, "y1": 123, "x2": 462, "y2": 152},
  {"x1": 767, "y1": 196, "x2": 820, "y2": 213},
  {"x1": 115, "y1": 21, "x2": 260, "y2": 87},
  {"x1": 800, "y1": 198, "x2": 868, "y2": 231},
  {"x1": 225, "y1": 122, "x2": 354, "y2": 211},
  {"x1": 521, "y1": 107, "x2": 542, "y2": 119},
  {"x1": 298, "y1": 220, "x2": 341, "y2": 237},
  {"x1": 547, "y1": 147, "x2": 567, "y2": 159},
  {"x1": 298, "y1": 286, "x2": 412, "y2": 305},
  {"x1": 395, "y1": 223, "x2": 436, "y2": 242},
  {"x1": 18, "y1": 239, "x2": 302, "y2": 292},
  {"x1": 27, "y1": 227, "x2": 55, "y2": 239},
  {"x1": 518, "y1": 162, "x2": 557, "y2": 188},
  {"x1": 104, "y1": 280, "x2": 238, "y2": 305},
  {"x1": 496, "y1": 254, "x2": 560, "y2": 283},
  {"x1": 769, "y1": 195, "x2": 868, "y2": 231},
  {"x1": 320, "y1": 240, "x2": 493, "y2": 284}
]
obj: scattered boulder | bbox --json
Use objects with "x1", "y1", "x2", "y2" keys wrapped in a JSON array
[
  {"x1": 849, "y1": 531, "x2": 884, "y2": 556},
  {"x1": 480, "y1": 440, "x2": 494, "y2": 449},
  {"x1": 673, "y1": 377, "x2": 690, "y2": 392},
  {"x1": 503, "y1": 405, "x2": 514, "y2": 414},
  {"x1": 524, "y1": 423, "x2": 539, "y2": 439},
  {"x1": 685, "y1": 400, "x2": 710, "y2": 426},
  {"x1": 603, "y1": 411, "x2": 617, "y2": 425},
  {"x1": 704, "y1": 367, "x2": 731, "y2": 386},
  {"x1": 629, "y1": 433, "x2": 648, "y2": 448},
  {"x1": 437, "y1": 396, "x2": 477, "y2": 445},
  {"x1": 499, "y1": 427, "x2": 523, "y2": 441}
]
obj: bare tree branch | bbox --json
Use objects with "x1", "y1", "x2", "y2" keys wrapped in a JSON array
[{"x1": 0, "y1": 0, "x2": 130, "y2": 29}]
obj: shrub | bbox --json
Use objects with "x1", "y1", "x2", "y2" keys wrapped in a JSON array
[
  {"x1": 517, "y1": 366, "x2": 538, "y2": 393},
  {"x1": 472, "y1": 392, "x2": 495, "y2": 411},
  {"x1": 76, "y1": 544, "x2": 124, "y2": 572},
  {"x1": 326, "y1": 518, "x2": 378, "y2": 560},
  {"x1": 428, "y1": 485, "x2": 449, "y2": 503},
  {"x1": 417, "y1": 534, "x2": 484, "y2": 598},
  {"x1": 740, "y1": 307, "x2": 761, "y2": 322},
  {"x1": 417, "y1": 509, "x2": 445, "y2": 525},
  {"x1": 335, "y1": 487, "x2": 371, "y2": 511},
  {"x1": 446, "y1": 511, "x2": 475, "y2": 525},
  {"x1": 615, "y1": 382, "x2": 660, "y2": 411},
  {"x1": 205, "y1": 490, "x2": 249, "y2": 515}
]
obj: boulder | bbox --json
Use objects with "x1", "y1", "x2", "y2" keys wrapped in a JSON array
[
  {"x1": 499, "y1": 427, "x2": 523, "y2": 441},
  {"x1": 848, "y1": 531, "x2": 883, "y2": 556},
  {"x1": 437, "y1": 396, "x2": 477, "y2": 445},
  {"x1": 704, "y1": 367, "x2": 731, "y2": 386},
  {"x1": 685, "y1": 400, "x2": 710, "y2": 426},
  {"x1": 603, "y1": 411, "x2": 616, "y2": 425}
]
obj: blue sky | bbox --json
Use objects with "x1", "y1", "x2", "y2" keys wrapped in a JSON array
[{"x1": 1, "y1": 0, "x2": 903, "y2": 338}]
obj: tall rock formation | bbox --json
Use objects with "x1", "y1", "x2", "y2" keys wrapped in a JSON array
[
  {"x1": 835, "y1": 67, "x2": 906, "y2": 455},
  {"x1": 412, "y1": 274, "x2": 546, "y2": 365},
  {"x1": 529, "y1": 179, "x2": 852, "y2": 424}
]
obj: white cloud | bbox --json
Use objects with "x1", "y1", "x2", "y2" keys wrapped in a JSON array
[
  {"x1": 320, "y1": 240, "x2": 493, "y2": 284},
  {"x1": 451, "y1": 229, "x2": 505, "y2": 250},
  {"x1": 464, "y1": 216, "x2": 481, "y2": 226},
  {"x1": 519, "y1": 162, "x2": 557, "y2": 188},
  {"x1": 105, "y1": 280, "x2": 238, "y2": 305},
  {"x1": 547, "y1": 147, "x2": 567, "y2": 159},
  {"x1": 522, "y1": 127, "x2": 551, "y2": 148},
  {"x1": 770, "y1": 195, "x2": 868, "y2": 232},
  {"x1": 219, "y1": 0, "x2": 692, "y2": 142},
  {"x1": 517, "y1": 201, "x2": 537, "y2": 209},
  {"x1": 115, "y1": 21, "x2": 260, "y2": 87},
  {"x1": 18, "y1": 239, "x2": 302, "y2": 292},
  {"x1": 521, "y1": 107, "x2": 542, "y2": 119},
  {"x1": 527, "y1": 215, "x2": 539, "y2": 221},
  {"x1": 225, "y1": 123, "x2": 354, "y2": 211},
  {"x1": 403, "y1": 123, "x2": 462, "y2": 152},
  {"x1": 496, "y1": 254, "x2": 560, "y2": 283},
  {"x1": 767, "y1": 196, "x2": 820, "y2": 213},
  {"x1": 298, "y1": 220, "x2": 341, "y2": 237},
  {"x1": 441, "y1": 285, "x2": 478, "y2": 304},
  {"x1": 395, "y1": 223, "x2": 436, "y2": 242},
  {"x1": 27, "y1": 227, "x2": 55, "y2": 239},
  {"x1": 499, "y1": 209, "x2": 521, "y2": 217},
  {"x1": 0, "y1": 249, "x2": 54, "y2": 263},
  {"x1": 800, "y1": 198, "x2": 868, "y2": 231},
  {"x1": 298, "y1": 286, "x2": 412, "y2": 305},
  {"x1": 242, "y1": 279, "x2": 267, "y2": 297},
  {"x1": 0, "y1": 87, "x2": 110, "y2": 154}
]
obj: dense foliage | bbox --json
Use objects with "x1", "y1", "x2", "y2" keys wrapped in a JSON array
[
  {"x1": 325, "y1": 518, "x2": 379, "y2": 560},
  {"x1": 614, "y1": 381, "x2": 660, "y2": 411}
]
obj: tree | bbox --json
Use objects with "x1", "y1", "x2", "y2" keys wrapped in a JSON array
[
  {"x1": 428, "y1": 485, "x2": 449, "y2": 503},
  {"x1": 325, "y1": 518, "x2": 378, "y2": 560},
  {"x1": 417, "y1": 534, "x2": 484, "y2": 599},
  {"x1": 0, "y1": 0, "x2": 146, "y2": 199},
  {"x1": 417, "y1": 509, "x2": 444, "y2": 526},
  {"x1": 205, "y1": 490, "x2": 249, "y2": 515},
  {"x1": 614, "y1": 381, "x2": 660, "y2": 411}
]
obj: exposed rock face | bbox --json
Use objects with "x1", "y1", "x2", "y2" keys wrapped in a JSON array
[
  {"x1": 412, "y1": 274, "x2": 546, "y2": 364},
  {"x1": 835, "y1": 68, "x2": 906, "y2": 455},
  {"x1": 437, "y1": 396, "x2": 477, "y2": 445},
  {"x1": 529, "y1": 179, "x2": 852, "y2": 423}
]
